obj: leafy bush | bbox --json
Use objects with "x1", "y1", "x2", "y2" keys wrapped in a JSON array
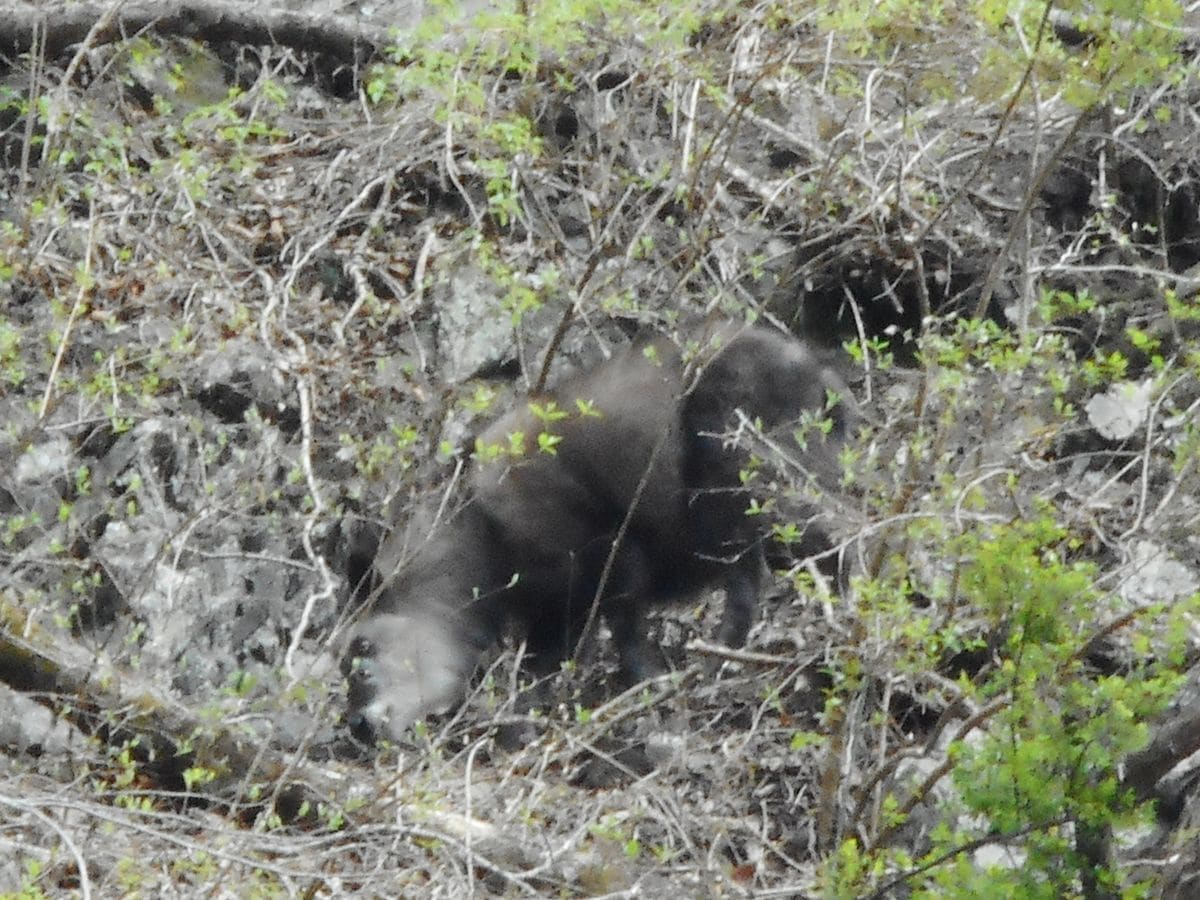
[{"x1": 818, "y1": 311, "x2": 1200, "y2": 895}]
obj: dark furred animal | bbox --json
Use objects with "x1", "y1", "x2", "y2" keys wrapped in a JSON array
[{"x1": 344, "y1": 323, "x2": 855, "y2": 743}]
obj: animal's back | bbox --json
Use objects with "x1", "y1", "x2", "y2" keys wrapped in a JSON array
[{"x1": 471, "y1": 334, "x2": 689, "y2": 564}]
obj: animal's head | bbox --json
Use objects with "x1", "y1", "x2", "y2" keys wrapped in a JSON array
[
  {"x1": 342, "y1": 610, "x2": 474, "y2": 745},
  {"x1": 768, "y1": 350, "x2": 860, "y2": 496},
  {"x1": 749, "y1": 331, "x2": 859, "y2": 438},
  {"x1": 688, "y1": 326, "x2": 860, "y2": 478}
]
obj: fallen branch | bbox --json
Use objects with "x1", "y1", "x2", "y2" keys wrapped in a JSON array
[
  {"x1": 0, "y1": 2, "x2": 387, "y2": 78},
  {"x1": 0, "y1": 620, "x2": 336, "y2": 827}
]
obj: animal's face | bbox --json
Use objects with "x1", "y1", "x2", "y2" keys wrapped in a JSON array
[{"x1": 342, "y1": 611, "x2": 470, "y2": 744}]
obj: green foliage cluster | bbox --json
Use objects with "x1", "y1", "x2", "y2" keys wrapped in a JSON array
[
  {"x1": 829, "y1": 518, "x2": 1189, "y2": 895},
  {"x1": 363, "y1": 0, "x2": 725, "y2": 260},
  {"x1": 817, "y1": 301, "x2": 1200, "y2": 895},
  {"x1": 0, "y1": 859, "x2": 52, "y2": 900},
  {"x1": 818, "y1": 0, "x2": 1183, "y2": 111}
]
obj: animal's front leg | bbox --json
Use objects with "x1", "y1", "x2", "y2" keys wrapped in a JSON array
[{"x1": 598, "y1": 542, "x2": 666, "y2": 684}]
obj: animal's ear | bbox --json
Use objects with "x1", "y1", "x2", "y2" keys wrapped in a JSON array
[
  {"x1": 341, "y1": 632, "x2": 377, "y2": 679},
  {"x1": 347, "y1": 633, "x2": 376, "y2": 660},
  {"x1": 340, "y1": 518, "x2": 383, "y2": 613},
  {"x1": 611, "y1": 316, "x2": 644, "y2": 339}
]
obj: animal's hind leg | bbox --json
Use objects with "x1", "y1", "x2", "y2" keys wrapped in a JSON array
[
  {"x1": 766, "y1": 500, "x2": 847, "y2": 595},
  {"x1": 716, "y1": 546, "x2": 768, "y2": 648}
]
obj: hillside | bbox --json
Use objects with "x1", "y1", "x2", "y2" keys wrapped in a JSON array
[{"x1": 1, "y1": 1, "x2": 1199, "y2": 896}]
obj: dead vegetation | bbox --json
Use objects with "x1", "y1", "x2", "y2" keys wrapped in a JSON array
[{"x1": 1, "y1": 1, "x2": 1199, "y2": 896}]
